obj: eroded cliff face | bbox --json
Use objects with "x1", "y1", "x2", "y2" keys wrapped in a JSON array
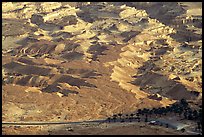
[{"x1": 2, "y1": 2, "x2": 202, "y2": 122}]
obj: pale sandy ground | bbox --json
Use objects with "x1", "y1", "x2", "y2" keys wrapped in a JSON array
[
  {"x1": 178, "y1": 2, "x2": 202, "y2": 16},
  {"x1": 2, "y1": 122, "x2": 184, "y2": 135}
]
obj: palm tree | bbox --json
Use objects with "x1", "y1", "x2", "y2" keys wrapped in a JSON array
[
  {"x1": 113, "y1": 114, "x2": 117, "y2": 122},
  {"x1": 145, "y1": 108, "x2": 150, "y2": 116},
  {"x1": 197, "y1": 122, "x2": 201, "y2": 132},
  {"x1": 130, "y1": 113, "x2": 134, "y2": 119},
  {"x1": 166, "y1": 123, "x2": 169, "y2": 128},
  {"x1": 138, "y1": 117, "x2": 140, "y2": 122},
  {"x1": 171, "y1": 103, "x2": 180, "y2": 112},
  {"x1": 125, "y1": 114, "x2": 129, "y2": 122},
  {"x1": 173, "y1": 106, "x2": 179, "y2": 114},
  {"x1": 145, "y1": 114, "x2": 148, "y2": 122},
  {"x1": 141, "y1": 110, "x2": 145, "y2": 116},
  {"x1": 160, "y1": 122, "x2": 163, "y2": 126},
  {"x1": 181, "y1": 128, "x2": 185, "y2": 133},
  {"x1": 161, "y1": 107, "x2": 166, "y2": 115},
  {"x1": 137, "y1": 109, "x2": 142, "y2": 115},
  {"x1": 113, "y1": 117, "x2": 116, "y2": 122},
  {"x1": 149, "y1": 110, "x2": 153, "y2": 118},
  {"x1": 129, "y1": 117, "x2": 132, "y2": 122},
  {"x1": 187, "y1": 113, "x2": 193, "y2": 120},
  {"x1": 107, "y1": 117, "x2": 111, "y2": 123},
  {"x1": 152, "y1": 108, "x2": 156, "y2": 112},
  {"x1": 161, "y1": 107, "x2": 166, "y2": 116},
  {"x1": 165, "y1": 106, "x2": 170, "y2": 112},
  {"x1": 198, "y1": 109, "x2": 202, "y2": 121},
  {"x1": 154, "y1": 109, "x2": 158, "y2": 118},
  {"x1": 192, "y1": 110, "x2": 198, "y2": 120},
  {"x1": 169, "y1": 105, "x2": 174, "y2": 113},
  {"x1": 135, "y1": 112, "x2": 140, "y2": 121},
  {"x1": 183, "y1": 111, "x2": 188, "y2": 119},
  {"x1": 180, "y1": 98, "x2": 188, "y2": 108},
  {"x1": 184, "y1": 107, "x2": 191, "y2": 111},
  {"x1": 178, "y1": 109, "x2": 183, "y2": 117},
  {"x1": 157, "y1": 107, "x2": 163, "y2": 117},
  {"x1": 152, "y1": 108, "x2": 156, "y2": 117},
  {"x1": 143, "y1": 108, "x2": 148, "y2": 114},
  {"x1": 118, "y1": 113, "x2": 123, "y2": 121}
]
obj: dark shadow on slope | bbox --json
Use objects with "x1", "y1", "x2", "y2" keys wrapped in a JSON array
[
  {"x1": 121, "y1": 31, "x2": 141, "y2": 43},
  {"x1": 66, "y1": 69, "x2": 102, "y2": 79},
  {"x1": 49, "y1": 15, "x2": 78, "y2": 26},
  {"x1": 3, "y1": 61, "x2": 51, "y2": 76},
  {"x1": 131, "y1": 71, "x2": 199, "y2": 100},
  {"x1": 61, "y1": 51, "x2": 84, "y2": 61},
  {"x1": 169, "y1": 28, "x2": 202, "y2": 43},
  {"x1": 64, "y1": 43, "x2": 80, "y2": 52},
  {"x1": 50, "y1": 32, "x2": 73, "y2": 39},
  {"x1": 15, "y1": 37, "x2": 39, "y2": 48},
  {"x1": 55, "y1": 75, "x2": 97, "y2": 88},
  {"x1": 124, "y1": 2, "x2": 185, "y2": 26},
  {"x1": 15, "y1": 40, "x2": 57, "y2": 56},
  {"x1": 124, "y1": 2, "x2": 202, "y2": 43},
  {"x1": 17, "y1": 57, "x2": 38, "y2": 65},
  {"x1": 87, "y1": 43, "x2": 108, "y2": 61},
  {"x1": 2, "y1": 18, "x2": 33, "y2": 37},
  {"x1": 41, "y1": 83, "x2": 79, "y2": 97}
]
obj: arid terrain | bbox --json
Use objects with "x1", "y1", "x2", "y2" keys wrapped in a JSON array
[{"x1": 2, "y1": 2, "x2": 202, "y2": 135}]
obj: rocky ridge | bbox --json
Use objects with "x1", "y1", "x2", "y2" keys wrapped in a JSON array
[{"x1": 2, "y1": 2, "x2": 202, "y2": 123}]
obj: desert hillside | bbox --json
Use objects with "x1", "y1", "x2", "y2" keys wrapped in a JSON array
[{"x1": 2, "y1": 2, "x2": 202, "y2": 135}]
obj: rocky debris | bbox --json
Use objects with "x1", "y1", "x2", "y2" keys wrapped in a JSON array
[
  {"x1": 39, "y1": 2, "x2": 62, "y2": 13},
  {"x1": 42, "y1": 7, "x2": 79, "y2": 22},
  {"x1": 172, "y1": 76, "x2": 180, "y2": 81},
  {"x1": 2, "y1": 2, "x2": 202, "y2": 96},
  {"x1": 2, "y1": 2, "x2": 27, "y2": 13},
  {"x1": 30, "y1": 14, "x2": 45, "y2": 25},
  {"x1": 25, "y1": 87, "x2": 42, "y2": 93},
  {"x1": 148, "y1": 94, "x2": 162, "y2": 101},
  {"x1": 66, "y1": 127, "x2": 74, "y2": 131},
  {"x1": 2, "y1": 2, "x2": 202, "y2": 127},
  {"x1": 2, "y1": 2, "x2": 15, "y2": 12},
  {"x1": 61, "y1": 52, "x2": 84, "y2": 61},
  {"x1": 190, "y1": 91, "x2": 200, "y2": 97}
]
